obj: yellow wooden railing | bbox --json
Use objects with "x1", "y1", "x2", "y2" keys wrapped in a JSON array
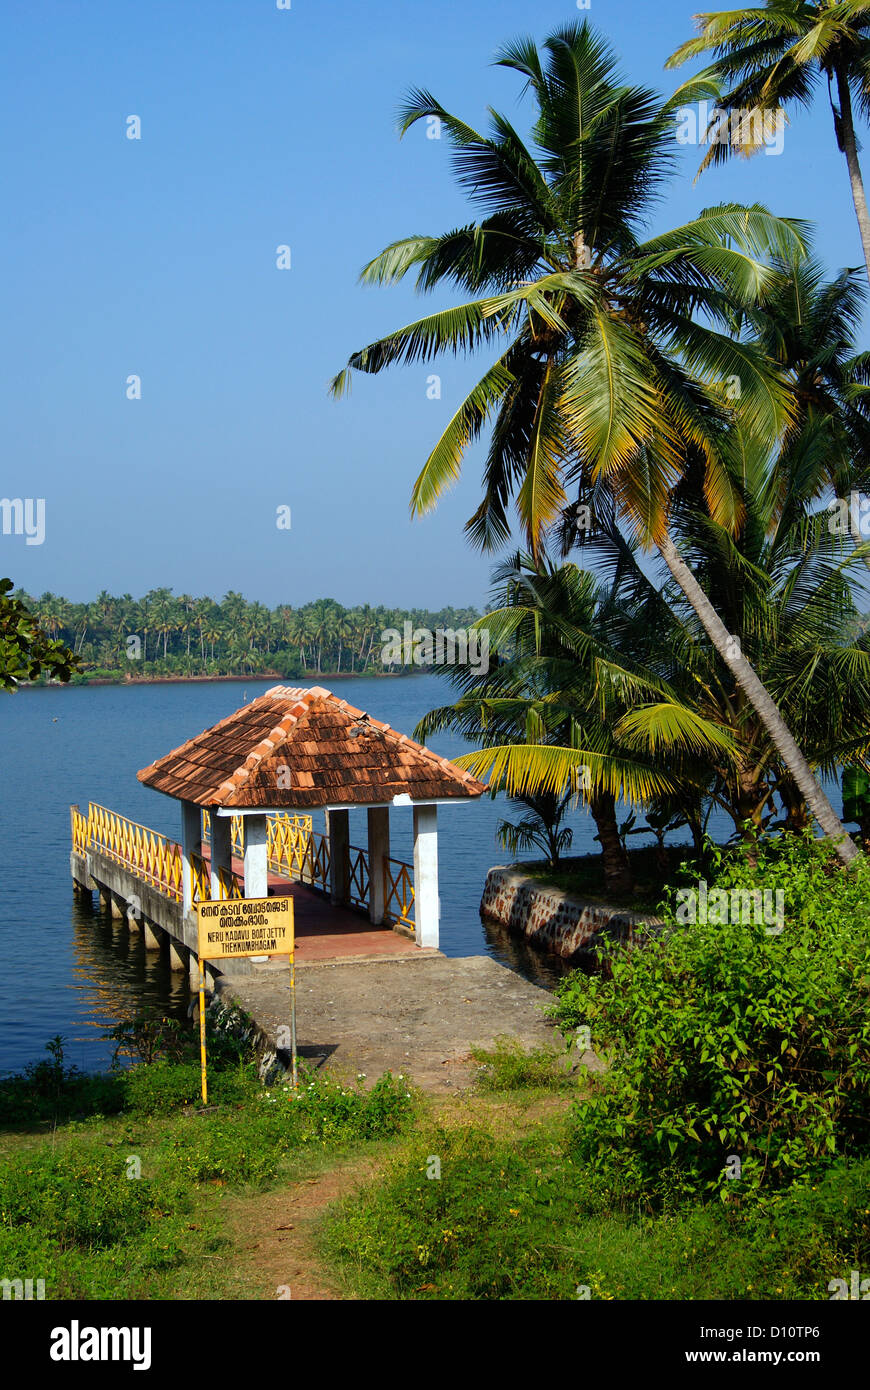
[
  {"x1": 84, "y1": 802, "x2": 184, "y2": 902},
  {"x1": 384, "y1": 858, "x2": 415, "y2": 928},
  {"x1": 71, "y1": 805, "x2": 89, "y2": 856},
  {"x1": 201, "y1": 808, "x2": 315, "y2": 880},
  {"x1": 201, "y1": 808, "x2": 245, "y2": 861},
  {"x1": 267, "y1": 813, "x2": 316, "y2": 879},
  {"x1": 72, "y1": 802, "x2": 415, "y2": 927},
  {"x1": 191, "y1": 851, "x2": 244, "y2": 902}
]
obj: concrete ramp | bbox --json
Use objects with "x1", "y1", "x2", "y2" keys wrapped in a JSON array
[{"x1": 215, "y1": 954, "x2": 560, "y2": 1092}]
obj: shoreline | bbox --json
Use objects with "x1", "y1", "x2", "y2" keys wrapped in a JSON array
[{"x1": 18, "y1": 669, "x2": 421, "y2": 690}]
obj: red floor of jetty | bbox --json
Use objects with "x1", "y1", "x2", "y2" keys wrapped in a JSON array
[{"x1": 198, "y1": 850, "x2": 426, "y2": 963}]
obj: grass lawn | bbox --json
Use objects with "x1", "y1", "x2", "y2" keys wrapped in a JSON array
[{"x1": 2, "y1": 1033, "x2": 865, "y2": 1301}]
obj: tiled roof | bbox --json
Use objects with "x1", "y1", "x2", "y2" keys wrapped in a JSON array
[{"x1": 137, "y1": 685, "x2": 487, "y2": 808}]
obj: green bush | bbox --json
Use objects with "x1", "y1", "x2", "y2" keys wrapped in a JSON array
[
  {"x1": 261, "y1": 1069, "x2": 417, "y2": 1144},
  {"x1": 551, "y1": 835, "x2": 870, "y2": 1206},
  {"x1": 0, "y1": 1147, "x2": 172, "y2": 1251},
  {"x1": 0, "y1": 1037, "x2": 125, "y2": 1124},
  {"x1": 156, "y1": 1069, "x2": 415, "y2": 1189},
  {"x1": 324, "y1": 1124, "x2": 583, "y2": 1299},
  {"x1": 122, "y1": 1060, "x2": 204, "y2": 1115},
  {"x1": 165, "y1": 1118, "x2": 282, "y2": 1186},
  {"x1": 323, "y1": 1125, "x2": 870, "y2": 1301}
]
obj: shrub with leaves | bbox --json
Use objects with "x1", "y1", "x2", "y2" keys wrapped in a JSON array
[
  {"x1": 552, "y1": 835, "x2": 870, "y2": 1205},
  {"x1": 0, "y1": 1146, "x2": 175, "y2": 1251}
]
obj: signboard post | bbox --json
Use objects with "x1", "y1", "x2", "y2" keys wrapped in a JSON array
[{"x1": 195, "y1": 896, "x2": 296, "y2": 1104}]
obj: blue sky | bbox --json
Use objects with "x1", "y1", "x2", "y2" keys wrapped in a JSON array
[{"x1": 1, "y1": 0, "x2": 865, "y2": 611}]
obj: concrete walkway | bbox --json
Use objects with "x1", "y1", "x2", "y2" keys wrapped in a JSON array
[{"x1": 219, "y1": 953, "x2": 561, "y2": 1091}]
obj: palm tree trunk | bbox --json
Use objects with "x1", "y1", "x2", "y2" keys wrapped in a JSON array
[
  {"x1": 659, "y1": 530, "x2": 859, "y2": 865},
  {"x1": 589, "y1": 790, "x2": 634, "y2": 896},
  {"x1": 835, "y1": 67, "x2": 870, "y2": 286}
]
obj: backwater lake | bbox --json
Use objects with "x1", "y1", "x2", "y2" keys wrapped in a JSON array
[
  {"x1": 0, "y1": 673, "x2": 842, "y2": 1076},
  {"x1": 0, "y1": 674, "x2": 602, "y2": 1075}
]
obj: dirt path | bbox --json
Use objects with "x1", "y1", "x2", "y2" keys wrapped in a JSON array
[
  {"x1": 223, "y1": 1086, "x2": 578, "y2": 1301},
  {"x1": 224, "y1": 1153, "x2": 384, "y2": 1301}
]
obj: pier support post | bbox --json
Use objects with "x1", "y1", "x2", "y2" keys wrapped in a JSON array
[
  {"x1": 210, "y1": 814, "x2": 233, "y2": 898},
  {"x1": 181, "y1": 800, "x2": 201, "y2": 915},
  {"x1": 188, "y1": 949, "x2": 201, "y2": 991},
  {"x1": 110, "y1": 894, "x2": 124, "y2": 921},
  {"x1": 412, "y1": 805, "x2": 439, "y2": 949},
  {"x1": 97, "y1": 885, "x2": 112, "y2": 913},
  {"x1": 126, "y1": 904, "x2": 141, "y2": 933},
  {"x1": 142, "y1": 919, "x2": 161, "y2": 951},
  {"x1": 367, "y1": 807, "x2": 389, "y2": 924},
  {"x1": 168, "y1": 937, "x2": 186, "y2": 972},
  {"x1": 74, "y1": 881, "x2": 93, "y2": 909},
  {"x1": 243, "y1": 814, "x2": 268, "y2": 898},
  {"x1": 327, "y1": 809, "x2": 350, "y2": 906}
]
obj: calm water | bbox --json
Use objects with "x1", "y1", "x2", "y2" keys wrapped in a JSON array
[{"x1": 0, "y1": 674, "x2": 613, "y2": 1076}]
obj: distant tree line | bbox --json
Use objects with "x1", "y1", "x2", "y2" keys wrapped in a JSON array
[{"x1": 12, "y1": 588, "x2": 481, "y2": 682}]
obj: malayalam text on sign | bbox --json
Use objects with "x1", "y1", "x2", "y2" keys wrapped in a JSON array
[{"x1": 196, "y1": 896, "x2": 293, "y2": 958}]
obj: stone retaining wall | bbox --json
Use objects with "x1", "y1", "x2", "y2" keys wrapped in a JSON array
[{"x1": 480, "y1": 866, "x2": 664, "y2": 961}]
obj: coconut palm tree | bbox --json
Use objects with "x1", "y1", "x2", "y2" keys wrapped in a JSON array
[
  {"x1": 747, "y1": 251, "x2": 870, "y2": 508},
  {"x1": 667, "y1": 1, "x2": 870, "y2": 283},
  {"x1": 496, "y1": 788, "x2": 576, "y2": 871},
  {"x1": 572, "y1": 434, "x2": 870, "y2": 845},
  {"x1": 416, "y1": 552, "x2": 731, "y2": 893},
  {"x1": 330, "y1": 19, "x2": 859, "y2": 863}
]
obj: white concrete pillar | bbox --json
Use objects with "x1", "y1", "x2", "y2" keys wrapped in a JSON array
[
  {"x1": 168, "y1": 936, "x2": 186, "y2": 972},
  {"x1": 326, "y1": 809, "x2": 350, "y2": 905},
  {"x1": 181, "y1": 799, "x2": 202, "y2": 915},
  {"x1": 412, "y1": 804, "x2": 439, "y2": 949},
  {"x1": 143, "y1": 919, "x2": 161, "y2": 950},
  {"x1": 188, "y1": 949, "x2": 202, "y2": 991},
  {"x1": 126, "y1": 905, "x2": 141, "y2": 933},
  {"x1": 243, "y1": 814, "x2": 269, "y2": 898},
  {"x1": 210, "y1": 813, "x2": 233, "y2": 899},
  {"x1": 367, "y1": 807, "x2": 390, "y2": 924}
]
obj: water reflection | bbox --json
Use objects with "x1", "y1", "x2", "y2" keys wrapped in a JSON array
[
  {"x1": 63, "y1": 895, "x2": 191, "y2": 1073},
  {"x1": 479, "y1": 913, "x2": 581, "y2": 990}
]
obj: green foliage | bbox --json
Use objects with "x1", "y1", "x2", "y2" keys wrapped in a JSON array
[
  {"x1": 323, "y1": 1123, "x2": 870, "y2": 1300},
  {"x1": 324, "y1": 1125, "x2": 583, "y2": 1299},
  {"x1": 0, "y1": 1036, "x2": 125, "y2": 1125},
  {"x1": 843, "y1": 763, "x2": 870, "y2": 826},
  {"x1": 0, "y1": 579, "x2": 78, "y2": 690},
  {"x1": 123, "y1": 1061, "x2": 206, "y2": 1116},
  {"x1": 107, "y1": 1012, "x2": 191, "y2": 1066},
  {"x1": 0, "y1": 1034, "x2": 416, "y2": 1299},
  {"x1": 551, "y1": 835, "x2": 870, "y2": 1205},
  {"x1": 156, "y1": 1070, "x2": 415, "y2": 1187},
  {"x1": 269, "y1": 1070, "x2": 417, "y2": 1144},
  {"x1": 470, "y1": 1037, "x2": 570, "y2": 1092},
  {"x1": 0, "y1": 1145, "x2": 177, "y2": 1251},
  {"x1": 0, "y1": 1012, "x2": 259, "y2": 1125},
  {"x1": 16, "y1": 586, "x2": 480, "y2": 681}
]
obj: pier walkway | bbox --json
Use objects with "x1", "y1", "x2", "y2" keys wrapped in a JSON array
[
  {"x1": 66, "y1": 686, "x2": 561, "y2": 1090},
  {"x1": 70, "y1": 801, "x2": 427, "y2": 989}
]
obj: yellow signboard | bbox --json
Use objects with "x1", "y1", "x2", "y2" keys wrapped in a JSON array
[
  {"x1": 194, "y1": 895, "x2": 297, "y2": 1103},
  {"x1": 196, "y1": 895, "x2": 293, "y2": 959}
]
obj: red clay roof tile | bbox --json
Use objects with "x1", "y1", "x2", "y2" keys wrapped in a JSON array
[{"x1": 137, "y1": 685, "x2": 486, "y2": 808}]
